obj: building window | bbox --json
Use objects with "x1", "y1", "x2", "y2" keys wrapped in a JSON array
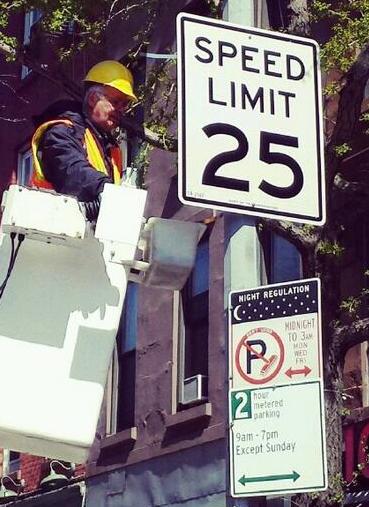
[
  {"x1": 106, "y1": 283, "x2": 138, "y2": 434},
  {"x1": 260, "y1": 231, "x2": 301, "y2": 284},
  {"x1": 223, "y1": 0, "x2": 269, "y2": 27},
  {"x1": 266, "y1": 0, "x2": 289, "y2": 30},
  {"x1": 17, "y1": 149, "x2": 33, "y2": 186},
  {"x1": 269, "y1": 234, "x2": 301, "y2": 283},
  {"x1": 177, "y1": 239, "x2": 209, "y2": 408},
  {"x1": 8, "y1": 452, "x2": 20, "y2": 474},
  {"x1": 21, "y1": 9, "x2": 42, "y2": 79},
  {"x1": 2, "y1": 450, "x2": 20, "y2": 476}
]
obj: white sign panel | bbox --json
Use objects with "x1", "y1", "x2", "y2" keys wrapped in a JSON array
[
  {"x1": 229, "y1": 383, "x2": 325, "y2": 496},
  {"x1": 228, "y1": 279, "x2": 327, "y2": 497},
  {"x1": 177, "y1": 14, "x2": 325, "y2": 224}
]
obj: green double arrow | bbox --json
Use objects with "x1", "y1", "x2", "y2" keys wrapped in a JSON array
[{"x1": 239, "y1": 471, "x2": 300, "y2": 486}]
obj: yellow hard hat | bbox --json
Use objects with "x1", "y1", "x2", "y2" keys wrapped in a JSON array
[{"x1": 84, "y1": 60, "x2": 137, "y2": 101}]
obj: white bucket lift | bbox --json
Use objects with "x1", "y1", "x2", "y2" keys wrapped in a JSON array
[{"x1": 0, "y1": 184, "x2": 205, "y2": 463}]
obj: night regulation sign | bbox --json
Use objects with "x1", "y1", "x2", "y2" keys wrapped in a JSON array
[
  {"x1": 228, "y1": 279, "x2": 327, "y2": 497},
  {"x1": 177, "y1": 14, "x2": 325, "y2": 224}
]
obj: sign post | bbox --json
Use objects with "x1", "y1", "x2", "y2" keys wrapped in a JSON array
[
  {"x1": 177, "y1": 14, "x2": 325, "y2": 224},
  {"x1": 228, "y1": 279, "x2": 327, "y2": 497}
]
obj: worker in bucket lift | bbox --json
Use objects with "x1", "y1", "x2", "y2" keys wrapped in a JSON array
[{"x1": 31, "y1": 60, "x2": 136, "y2": 219}]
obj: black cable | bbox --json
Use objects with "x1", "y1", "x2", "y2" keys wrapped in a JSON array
[
  {"x1": 0, "y1": 232, "x2": 16, "y2": 297},
  {"x1": 10, "y1": 233, "x2": 25, "y2": 271},
  {"x1": 0, "y1": 233, "x2": 25, "y2": 300}
]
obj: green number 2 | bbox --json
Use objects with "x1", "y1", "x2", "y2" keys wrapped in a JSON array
[{"x1": 232, "y1": 390, "x2": 252, "y2": 420}]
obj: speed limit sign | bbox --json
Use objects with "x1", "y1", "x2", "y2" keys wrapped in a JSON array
[{"x1": 177, "y1": 14, "x2": 326, "y2": 225}]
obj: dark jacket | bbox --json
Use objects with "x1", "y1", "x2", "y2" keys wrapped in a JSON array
[{"x1": 37, "y1": 103, "x2": 116, "y2": 201}]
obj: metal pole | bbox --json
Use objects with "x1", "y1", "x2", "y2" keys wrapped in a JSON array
[{"x1": 223, "y1": 2, "x2": 287, "y2": 507}]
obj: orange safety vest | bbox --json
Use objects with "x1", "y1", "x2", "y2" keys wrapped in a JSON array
[{"x1": 31, "y1": 119, "x2": 123, "y2": 189}]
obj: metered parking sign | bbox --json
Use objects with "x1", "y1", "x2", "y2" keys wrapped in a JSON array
[{"x1": 177, "y1": 14, "x2": 325, "y2": 224}]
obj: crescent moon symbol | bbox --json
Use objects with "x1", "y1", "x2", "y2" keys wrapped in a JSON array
[{"x1": 233, "y1": 305, "x2": 243, "y2": 321}]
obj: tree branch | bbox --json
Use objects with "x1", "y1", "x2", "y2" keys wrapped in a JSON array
[
  {"x1": 0, "y1": 77, "x2": 29, "y2": 103},
  {"x1": 0, "y1": 114, "x2": 27, "y2": 123},
  {"x1": 120, "y1": 116, "x2": 177, "y2": 152},
  {"x1": 259, "y1": 217, "x2": 323, "y2": 278},
  {"x1": 333, "y1": 317, "x2": 369, "y2": 358},
  {"x1": 288, "y1": 0, "x2": 311, "y2": 35},
  {"x1": 107, "y1": 2, "x2": 143, "y2": 25},
  {"x1": 259, "y1": 218, "x2": 319, "y2": 250},
  {"x1": 333, "y1": 173, "x2": 364, "y2": 193},
  {"x1": 326, "y1": 43, "x2": 369, "y2": 186},
  {"x1": 330, "y1": 171, "x2": 369, "y2": 226},
  {"x1": 0, "y1": 40, "x2": 16, "y2": 60},
  {"x1": 0, "y1": 39, "x2": 178, "y2": 152}
]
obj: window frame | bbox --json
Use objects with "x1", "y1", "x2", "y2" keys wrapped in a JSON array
[
  {"x1": 105, "y1": 282, "x2": 138, "y2": 436},
  {"x1": 17, "y1": 148, "x2": 33, "y2": 186},
  {"x1": 2, "y1": 450, "x2": 21, "y2": 476},
  {"x1": 173, "y1": 234, "x2": 210, "y2": 411},
  {"x1": 21, "y1": 9, "x2": 42, "y2": 79}
]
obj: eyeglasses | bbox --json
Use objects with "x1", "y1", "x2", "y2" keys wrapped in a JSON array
[{"x1": 102, "y1": 93, "x2": 130, "y2": 112}]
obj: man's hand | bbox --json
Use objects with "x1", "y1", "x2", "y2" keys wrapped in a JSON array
[{"x1": 79, "y1": 194, "x2": 102, "y2": 222}]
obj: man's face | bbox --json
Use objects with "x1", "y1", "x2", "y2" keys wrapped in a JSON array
[{"x1": 88, "y1": 86, "x2": 130, "y2": 133}]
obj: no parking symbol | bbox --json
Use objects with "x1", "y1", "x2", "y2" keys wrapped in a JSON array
[{"x1": 235, "y1": 327, "x2": 284, "y2": 385}]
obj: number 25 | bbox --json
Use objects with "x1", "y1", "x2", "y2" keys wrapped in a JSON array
[{"x1": 202, "y1": 123, "x2": 304, "y2": 199}]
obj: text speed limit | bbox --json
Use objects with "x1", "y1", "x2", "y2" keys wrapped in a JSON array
[{"x1": 177, "y1": 14, "x2": 326, "y2": 225}]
